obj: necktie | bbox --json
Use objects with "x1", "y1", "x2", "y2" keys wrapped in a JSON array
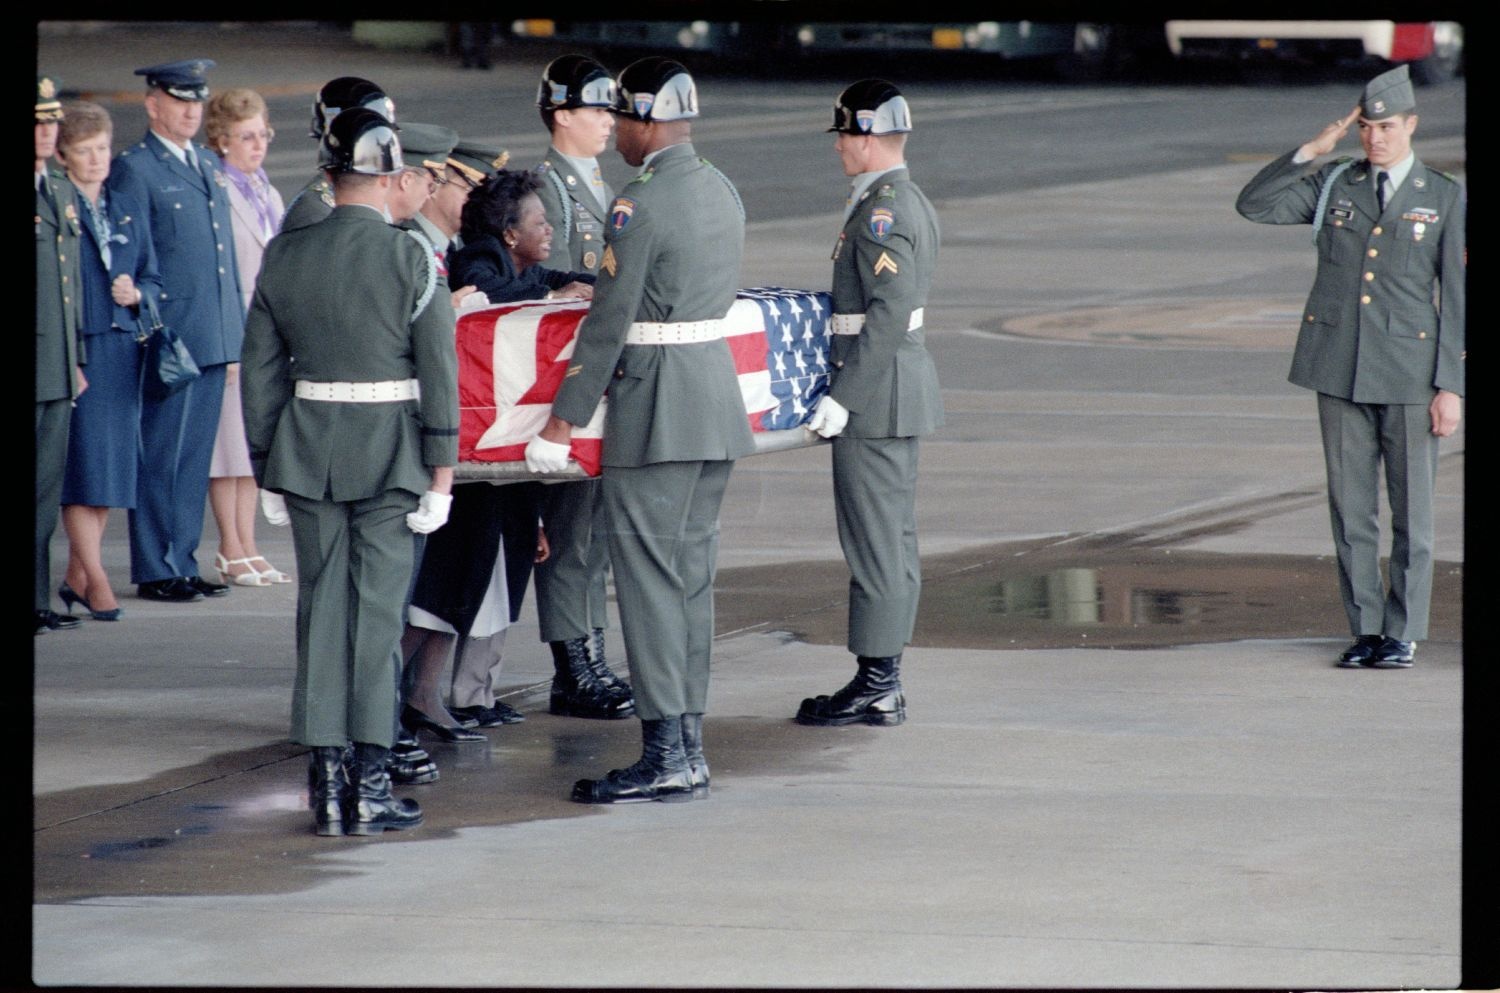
[
  {"x1": 1376, "y1": 171, "x2": 1390, "y2": 212},
  {"x1": 185, "y1": 144, "x2": 199, "y2": 174}
]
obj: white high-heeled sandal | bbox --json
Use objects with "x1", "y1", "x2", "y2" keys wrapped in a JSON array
[
  {"x1": 246, "y1": 555, "x2": 292, "y2": 584},
  {"x1": 216, "y1": 553, "x2": 270, "y2": 587}
]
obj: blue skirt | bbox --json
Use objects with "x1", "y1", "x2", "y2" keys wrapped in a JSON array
[{"x1": 61, "y1": 330, "x2": 143, "y2": 508}]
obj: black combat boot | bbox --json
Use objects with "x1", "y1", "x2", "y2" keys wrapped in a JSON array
[
  {"x1": 571, "y1": 717, "x2": 694, "y2": 804},
  {"x1": 680, "y1": 712, "x2": 710, "y2": 798},
  {"x1": 795, "y1": 654, "x2": 906, "y2": 726},
  {"x1": 309, "y1": 746, "x2": 348, "y2": 837},
  {"x1": 549, "y1": 638, "x2": 634, "y2": 719},
  {"x1": 308, "y1": 743, "x2": 353, "y2": 810},
  {"x1": 345, "y1": 743, "x2": 424, "y2": 836},
  {"x1": 585, "y1": 627, "x2": 634, "y2": 703}
]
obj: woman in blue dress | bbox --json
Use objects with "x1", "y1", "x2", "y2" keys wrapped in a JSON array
[{"x1": 56, "y1": 101, "x2": 160, "y2": 621}]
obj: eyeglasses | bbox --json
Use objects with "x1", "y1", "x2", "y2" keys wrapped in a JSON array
[
  {"x1": 424, "y1": 166, "x2": 450, "y2": 187},
  {"x1": 231, "y1": 127, "x2": 275, "y2": 145}
]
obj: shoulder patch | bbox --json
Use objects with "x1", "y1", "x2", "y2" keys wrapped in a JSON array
[
  {"x1": 869, "y1": 206, "x2": 895, "y2": 240},
  {"x1": 609, "y1": 197, "x2": 636, "y2": 232}
]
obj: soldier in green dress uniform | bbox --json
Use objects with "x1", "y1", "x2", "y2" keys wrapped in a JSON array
[
  {"x1": 35, "y1": 75, "x2": 85, "y2": 634},
  {"x1": 796, "y1": 80, "x2": 943, "y2": 727},
  {"x1": 526, "y1": 57, "x2": 751, "y2": 804},
  {"x1": 1236, "y1": 65, "x2": 1464, "y2": 670},
  {"x1": 530, "y1": 54, "x2": 636, "y2": 720},
  {"x1": 242, "y1": 109, "x2": 459, "y2": 836}
]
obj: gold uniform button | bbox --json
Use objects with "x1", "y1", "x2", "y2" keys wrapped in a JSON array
[
  {"x1": 1372, "y1": 226, "x2": 1383, "y2": 236},
  {"x1": 613, "y1": 369, "x2": 624, "y2": 379},
  {"x1": 1364, "y1": 272, "x2": 1375, "y2": 281},
  {"x1": 1306, "y1": 315, "x2": 1315, "y2": 322},
  {"x1": 1361, "y1": 295, "x2": 1371, "y2": 304},
  {"x1": 1368, "y1": 248, "x2": 1378, "y2": 258},
  {"x1": 1334, "y1": 219, "x2": 1344, "y2": 227},
  {"x1": 59, "y1": 254, "x2": 66, "y2": 262},
  {"x1": 1418, "y1": 332, "x2": 1428, "y2": 339},
  {"x1": 583, "y1": 233, "x2": 592, "y2": 241}
]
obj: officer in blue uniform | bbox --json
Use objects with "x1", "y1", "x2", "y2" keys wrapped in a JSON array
[
  {"x1": 107, "y1": 59, "x2": 242, "y2": 603},
  {"x1": 1236, "y1": 65, "x2": 1464, "y2": 670}
]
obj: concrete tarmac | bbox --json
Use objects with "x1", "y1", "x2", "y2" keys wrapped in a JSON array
[{"x1": 32, "y1": 21, "x2": 1477, "y2": 990}]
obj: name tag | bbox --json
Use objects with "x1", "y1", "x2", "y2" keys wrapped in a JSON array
[{"x1": 1329, "y1": 208, "x2": 1353, "y2": 219}]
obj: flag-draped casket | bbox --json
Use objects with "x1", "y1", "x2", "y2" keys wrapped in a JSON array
[{"x1": 457, "y1": 287, "x2": 835, "y2": 476}]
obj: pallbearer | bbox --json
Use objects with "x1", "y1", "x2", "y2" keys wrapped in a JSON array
[{"x1": 796, "y1": 80, "x2": 944, "y2": 728}]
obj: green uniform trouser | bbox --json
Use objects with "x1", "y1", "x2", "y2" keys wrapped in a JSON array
[
  {"x1": 534, "y1": 478, "x2": 610, "y2": 642},
  {"x1": 35, "y1": 398, "x2": 71, "y2": 612},
  {"x1": 602, "y1": 460, "x2": 733, "y2": 721},
  {"x1": 832, "y1": 435, "x2": 922, "y2": 658},
  {"x1": 286, "y1": 489, "x2": 418, "y2": 748},
  {"x1": 1317, "y1": 393, "x2": 1439, "y2": 642}
]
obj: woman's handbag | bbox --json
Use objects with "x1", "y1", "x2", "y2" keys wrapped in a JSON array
[{"x1": 137, "y1": 294, "x2": 201, "y2": 400}]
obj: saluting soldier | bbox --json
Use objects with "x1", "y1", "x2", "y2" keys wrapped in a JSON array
[
  {"x1": 108, "y1": 59, "x2": 242, "y2": 604},
  {"x1": 241, "y1": 108, "x2": 460, "y2": 836},
  {"x1": 280, "y1": 76, "x2": 394, "y2": 234},
  {"x1": 1236, "y1": 65, "x2": 1464, "y2": 670},
  {"x1": 526, "y1": 57, "x2": 751, "y2": 804},
  {"x1": 796, "y1": 80, "x2": 943, "y2": 728},
  {"x1": 530, "y1": 54, "x2": 635, "y2": 721},
  {"x1": 35, "y1": 75, "x2": 86, "y2": 634}
]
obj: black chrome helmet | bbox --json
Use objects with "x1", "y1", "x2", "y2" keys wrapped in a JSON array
[
  {"x1": 317, "y1": 106, "x2": 403, "y2": 175},
  {"x1": 310, "y1": 76, "x2": 394, "y2": 139},
  {"x1": 537, "y1": 54, "x2": 617, "y2": 110},
  {"x1": 612, "y1": 56, "x2": 698, "y2": 122},
  {"x1": 829, "y1": 79, "x2": 912, "y2": 135}
]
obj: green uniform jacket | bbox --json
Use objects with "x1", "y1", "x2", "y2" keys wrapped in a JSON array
[
  {"x1": 241, "y1": 205, "x2": 459, "y2": 501},
  {"x1": 278, "y1": 172, "x2": 336, "y2": 233},
  {"x1": 829, "y1": 167, "x2": 944, "y2": 438},
  {"x1": 1236, "y1": 149, "x2": 1465, "y2": 403},
  {"x1": 534, "y1": 147, "x2": 612, "y2": 275},
  {"x1": 550, "y1": 143, "x2": 754, "y2": 467},
  {"x1": 36, "y1": 166, "x2": 84, "y2": 401}
]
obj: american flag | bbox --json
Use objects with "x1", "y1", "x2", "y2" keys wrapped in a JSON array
[{"x1": 457, "y1": 287, "x2": 833, "y2": 476}]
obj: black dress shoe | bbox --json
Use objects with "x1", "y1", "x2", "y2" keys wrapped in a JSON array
[
  {"x1": 34, "y1": 609, "x2": 81, "y2": 634},
  {"x1": 1369, "y1": 638, "x2": 1416, "y2": 668},
  {"x1": 138, "y1": 578, "x2": 204, "y2": 602},
  {"x1": 387, "y1": 753, "x2": 440, "y2": 785},
  {"x1": 186, "y1": 575, "x2": 230, "y2": 598},
  {"x1": 400, "y1": 705, "x2": 486, "y2": 743},
  {"x1": 450, "y1": 702, "x2": 526, "y2": 727},
  {"x1": 1336, "y1": 634, "x2": 1386, "y2": 668}
]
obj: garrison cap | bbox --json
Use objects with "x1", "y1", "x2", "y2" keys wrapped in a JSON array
[
  {"x1": 318, "y1": 106, "x2": 403, "y2": 175},
  {"x1": 829, "y1": 79, "x2": 912, "y2": 135},
  {"x1": 310, "y1": 76, "x2": 394, "y2": 139},
  {"x1": 397, "y1": 122, "x2": 459, "y2": 171},
  {"x1": 36, "y1": 75, "x2": 63, "y2": 122},
  {"x1": 613, "y1": 57, "x2": 698, "y2": 122},
  {"x1": 538, "y1": 54, "x2": 617, "y2": 110},
  {"x1": 448, "y1": 142, "x2": 510, "y2": 186},
  {"x1": 1360, "y1": 64, "x2": 1415, "y2": 120},
  {"x1": 135, "y1": 59, "x2": 215, "y2": 102}
]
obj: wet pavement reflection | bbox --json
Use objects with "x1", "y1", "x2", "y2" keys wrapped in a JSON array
[
  {"x1": 34, "y1": 712, "x2": 870, "y2": 902},
  {"x1": 715, "y1": 535, "x2": 1462, "y2": 650}
]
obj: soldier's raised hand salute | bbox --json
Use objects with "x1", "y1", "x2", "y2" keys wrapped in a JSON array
[{"x1": 1299, "y1": 106, "x2": 1361, "y2": 159}]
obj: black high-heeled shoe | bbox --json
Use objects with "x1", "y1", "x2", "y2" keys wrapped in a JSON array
[
  {"x1": 399, "y1": 705, "x2": 485, "y2": 743},
  {"x1": 59, "y1": 582, "x2": 123, "y2": 621}
]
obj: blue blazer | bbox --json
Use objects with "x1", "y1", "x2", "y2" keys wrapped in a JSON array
[
  {"x1": 106, "y1": 131, "x2": 243, "y2": 366},
  {"x1": 449, "y1": 234, "x2": 593, "y2": 303},
  {"x1": 74, "y1": 186, "x2": 162, "y2": 336}
]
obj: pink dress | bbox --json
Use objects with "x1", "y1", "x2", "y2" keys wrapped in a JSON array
[{"x1": 211, "y1": 165, "x2": 284, "y2": 478}]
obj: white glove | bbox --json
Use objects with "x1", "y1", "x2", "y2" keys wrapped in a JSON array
[
  {"x1": 405, "y1": 490, "x2": 453, "y2": 534},
  {"x1": 524, "y1": 434, "x2": 573, "y2": 473},
  {"x1": 454, "y1": 288, "x2": 492, "y2": 314},
  {"x1": 806, "y1": 395, "x2": 850, "y2": 439},
  {"x1": 260, "y1": 490, "x2": 290, "y2": 527}
]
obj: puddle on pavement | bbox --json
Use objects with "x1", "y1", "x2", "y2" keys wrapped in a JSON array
[
  {"x1": 715, "y1": 535, "x2": 1462, "y2": 651},
  {"x1": 33, "y1": 712, "x2": 866, "y2": 903}
]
